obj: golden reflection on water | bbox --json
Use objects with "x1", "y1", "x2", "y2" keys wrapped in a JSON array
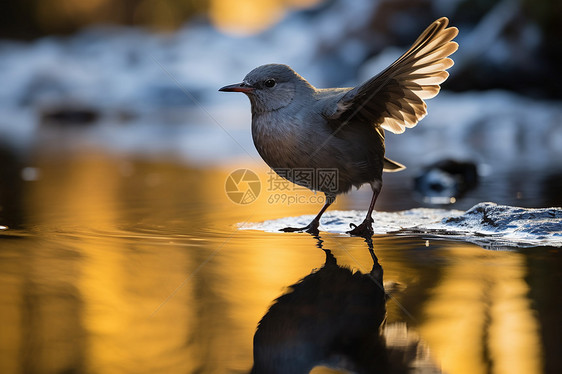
[
  {"x1": 419, "y1": 247, "x2": 542, "y2": 374},
  {"x1": 0, "y1": 148, "x2": 549, "y2": 373}
]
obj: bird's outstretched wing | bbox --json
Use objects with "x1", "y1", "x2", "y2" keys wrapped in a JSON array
[{"x1": 326, "y1": 17, "x2": 458, "y2": 134}]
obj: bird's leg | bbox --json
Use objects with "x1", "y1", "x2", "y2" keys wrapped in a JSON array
[
  {"x1": 347, "y1": 181, "x2": 382, "y2": 237},
  {"x1": 280, "y1": 193, "x2": 335, "y2": 235}
]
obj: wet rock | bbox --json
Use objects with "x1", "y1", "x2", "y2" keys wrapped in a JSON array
[
  {"x1": 414, "y1": 159, "x2": 478, "y2": 204},
  {"x1": 40, "y1": 105, "x2": 100, "y2": 125}
]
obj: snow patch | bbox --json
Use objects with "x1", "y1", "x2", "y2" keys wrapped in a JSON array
[{"x1": 240, "y1": 202, "x2": 562, "y2": 248}]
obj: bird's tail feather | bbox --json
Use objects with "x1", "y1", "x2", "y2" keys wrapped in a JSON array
[{"x1": 383, "y1": 157, "x2": 406, "y2": 172}]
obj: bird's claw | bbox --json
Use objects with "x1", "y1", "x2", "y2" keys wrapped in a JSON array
[
  {"x1": 280, "y1": 222, "x2": 320, "y2": 235},
  {"x1": 347, "y1": 219, "x2": 374, "y2": 238}
]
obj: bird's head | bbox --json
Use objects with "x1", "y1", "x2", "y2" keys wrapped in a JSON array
[{"x1": 219, "y1": 64, "x2": 313, "y2": 112}]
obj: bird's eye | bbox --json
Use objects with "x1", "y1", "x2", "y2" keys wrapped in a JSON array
[{"x1": 264, "y1": 79, "x2": 276, "y2": 88}]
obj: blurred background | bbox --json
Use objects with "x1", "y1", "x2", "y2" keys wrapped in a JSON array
[
  {"x1": 1, "y1": 0, "x2": 562, "y2": 213},
  {"x1": 1, "y1": 0, "x2": 562, "y2": 373}
]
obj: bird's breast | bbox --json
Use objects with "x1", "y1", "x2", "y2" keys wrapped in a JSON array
[{"x1": 251, "y1": 112, "x2": 307, "y2": 170}]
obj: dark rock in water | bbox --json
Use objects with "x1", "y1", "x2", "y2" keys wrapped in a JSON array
[
  {"x1": 40, "y1": 106, "x2": 100, "y2": 125},
  {"x1": 414, "y1": 159, "x2": 478, "y2": 203}
]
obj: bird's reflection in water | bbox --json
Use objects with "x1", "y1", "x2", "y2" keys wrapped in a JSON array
[{"x1": 251, "y1": 236, "x2": 439, "y2": 374}]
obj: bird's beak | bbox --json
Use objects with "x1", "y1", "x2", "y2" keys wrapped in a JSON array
[{"x1": 219, "y1": 83, "x2": 254, "y2": 93}]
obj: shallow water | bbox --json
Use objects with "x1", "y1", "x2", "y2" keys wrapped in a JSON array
[
  {"x1": 0, "y1": 146, "x2": 561, "y2": 374},
  {"x1": 1, "y1": 1, "x2": 561, "y2": 371}
]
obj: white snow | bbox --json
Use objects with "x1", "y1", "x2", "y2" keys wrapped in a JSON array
[{"x1": 240, "y1": 202, "x2": 562, "y2": 248}]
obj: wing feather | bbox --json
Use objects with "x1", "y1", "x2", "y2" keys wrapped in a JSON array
[{"x1": 326, "y1": 17, "x2": 458, "y2": 134}]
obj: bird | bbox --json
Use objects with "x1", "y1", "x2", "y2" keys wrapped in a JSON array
[{"x1": 219, "y1": 17, "x2": 458, "y2": 237}]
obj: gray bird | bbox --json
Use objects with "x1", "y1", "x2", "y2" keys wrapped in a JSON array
[{"x1": 220, "y1": 17, "x2": 458, "y2": 237}]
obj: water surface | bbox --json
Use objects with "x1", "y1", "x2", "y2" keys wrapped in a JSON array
[{"x1": 0, "y1": 146, "x2": 561, "y2": 373}]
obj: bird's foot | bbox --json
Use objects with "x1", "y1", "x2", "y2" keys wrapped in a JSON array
[
  {"x1": 347, "y1": 218, "x2": 374, "y2": 238},
  {"x1": 280, "y1": 220, "x2": 320, "y2": 235}
]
